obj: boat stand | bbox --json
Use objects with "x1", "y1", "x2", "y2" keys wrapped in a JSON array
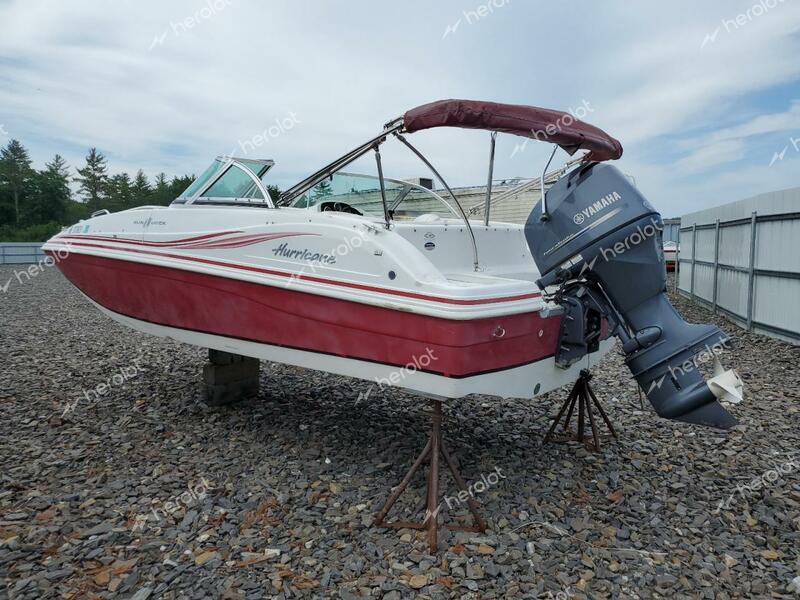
[
  {"x1": 544, "y1": 369, "x2": 618, "y2": 452},
  {"x1": 373, "y1": 399, "x2": 487, "y2": 553}
]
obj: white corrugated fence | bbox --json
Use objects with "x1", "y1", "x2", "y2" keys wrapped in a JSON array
[
  {"x1": 677, "y1": 187, "x2": 800, "y2": 344},
  {"x1": 0, "y1": 243, "x2": 47, "y2": 265}
]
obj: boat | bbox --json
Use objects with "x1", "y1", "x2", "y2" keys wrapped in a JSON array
[
  {"x1": 663, "y1": 240, "x2": 678, "y2": 271},
  {"x1": 43, "y1": 99, "x2": 742, "y2": 428}
]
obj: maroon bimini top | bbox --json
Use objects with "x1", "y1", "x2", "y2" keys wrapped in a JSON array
[{"x1": 403, "y1": 99, "x2": 623, "y2": 162}]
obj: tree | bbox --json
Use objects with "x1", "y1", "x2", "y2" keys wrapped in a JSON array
[
  {"x1": 0, "y1": 139, "x2": 34, "y2": 224},
  {"x1": 267, "y1": 184, "x2": 281, "y2": 204},
  {"x1": 0, "y1": 137, "x2": 201, "y2": 235},
  {"x1": 105, "y1": 172, "x2": 134, "y2": 210},
  {"x1": 169, "y1": 175, "x2": 195, "y2": 204},
  {"x1": 131, "y1": 170, "x2": 150, "y2": 203},
  {"x1": 312, "y1": 180, "x2": 333, "y2": 199},
  {"x1": 154, "y1": 173, "x2": 168, "y2": 189},
  {"x1": 74, "y1": 147, "x2": 108, "y2": 210},
  {"x1": 46, "y1": 154, "x2": 71, "y2": 182},
  {"x1": 148, "y1": 172, "x2": 173, "y2": 206},
  {"x1": 22, "y1": 154, "x2": 72, "y2": 224}
]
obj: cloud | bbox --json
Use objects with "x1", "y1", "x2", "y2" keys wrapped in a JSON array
[
  {"x1": 0, "y1": 0, "x2": 799, "y2": 216},
  {"x1": 703, "y1": 101, "x2": 800, "y2": 146},
  {"x1": 673, "y1": 139, "x2": 746, "y2": 174},
  {"x1": 663, "y1": 101, "x2": 800, "y2": 177}
]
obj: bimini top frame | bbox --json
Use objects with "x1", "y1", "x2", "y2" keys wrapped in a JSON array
[
  {"x1": 279, "y1": 123, "x2": 403, "y2": 206},
  {"x1": 279, "y1": 99, "x2": 623, "y2": 270}
]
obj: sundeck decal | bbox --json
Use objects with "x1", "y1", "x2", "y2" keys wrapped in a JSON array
[{"x1": 134, "y1": 217, "x2": 167, "y2": 227}]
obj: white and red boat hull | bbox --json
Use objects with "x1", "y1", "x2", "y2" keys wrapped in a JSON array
[{"x1": 44, "y1": 206, "x2": 613, "y2": 399}]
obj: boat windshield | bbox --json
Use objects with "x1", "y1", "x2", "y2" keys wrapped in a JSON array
[
  {"x1": 172, "y1": 157, "x2": 275, "y2": 206},
  {"x1": 177, "y1": 159, "x2": 226, "y2": 200},
  {"x1": 290, "y1": 172, "x2": 459, "y2": 221},
  {"x1": 203, "y1": 166, "x2": 265, "y2": 199}
]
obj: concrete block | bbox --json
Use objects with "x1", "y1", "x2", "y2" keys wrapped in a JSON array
[
  {"x1": 204, "y1": 379, "x2": 259, "y2": 406},
  {"x1": 202, "y1": 359, "x2": 259, "y2": 385},
  {"x1": 203, "y1": 350, "x2": 260, "y2": 406}
]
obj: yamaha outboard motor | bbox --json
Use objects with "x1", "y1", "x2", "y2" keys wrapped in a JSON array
[{"x1": 525, "y1": 162, "x2": 742, "y2": 429}]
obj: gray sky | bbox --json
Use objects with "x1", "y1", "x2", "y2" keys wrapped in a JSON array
[{"x1": 1, "y1": 0, "x2": 799, "y2": 216}]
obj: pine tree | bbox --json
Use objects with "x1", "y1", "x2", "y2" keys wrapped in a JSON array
[
  {"x1": 0, "y1": 139, "x2": 34, "y2": 224},
  {"x1": 312, "y1": 180, "x2": 333, "y2": 198},
  {"x1": 74, "y1": 148, "x2": 108, "y2": 210},
  {"x1": 168, "y1": 175, "x2": 194, "y2": 205},
  {"x1": 25, "y1": 158, "x2": 71, "y2": 225},
  {"x1": 149, "y1": 173, "x2": 173, "y2": 205},
  {"x1": 45, "y1": 154, "x2": 71, "y2": 182},
  {"x1": 267, "y1": 185, "x2": 281, "y2": 204},
  {"x1": 105, "y1": 172, "x2": 134, "y2": 210},
  {"x1": 131, "y1": 170, "x2": 150, "y2": 203}
]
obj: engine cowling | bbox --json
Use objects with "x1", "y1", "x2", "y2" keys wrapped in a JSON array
[{"x1": 525, "y1": 162, "x2": 742, "y2": 429}]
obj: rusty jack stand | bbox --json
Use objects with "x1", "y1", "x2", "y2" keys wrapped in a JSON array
[
  {"x1": 544, "y1": 369, "x2": 618, "y2": 452},
  {"x1": 373, "y1": 399, "x2": 487, "y2": 552}
]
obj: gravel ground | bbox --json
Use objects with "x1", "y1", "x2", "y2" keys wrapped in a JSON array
[{"x1": 1, "y1": 265, "x2": 799, "y2": 600}]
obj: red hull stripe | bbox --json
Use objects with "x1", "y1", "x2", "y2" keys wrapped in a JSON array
[
  {"x1": 50, "y1": 251, "x2": 561, "y2": 377},
  {"x1": 184, "y1": 233, "x2": 314, "y2": 249},
  {"x1": 59, "y1": 231, "x2": 243, "y2": 247},
  {"x1": 58, "y1": 231, "x2": 312, "y2": 249},
  {"x1": 60, "y1": 232, "x2": 313, "y2": 251},
  {"x1": 49, "y1": 241, "x2": 542, "y2": 306}
]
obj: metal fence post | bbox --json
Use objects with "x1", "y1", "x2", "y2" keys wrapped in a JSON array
[
  {"x1": 712, "y1": 219, "x2": 720, "y2": 314},
  {"x1": 690, "y1": 224, "x2": 697, "y2": 301},
  {"x1": 673, "y1": 237, "x2": 680, "y2": 293},
  {"x1": 0, "y1": 244, "x2": 4, "y2": 265},
  {"x1": 746, "y1": 211, "x2": 757, "y2": 331}
]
